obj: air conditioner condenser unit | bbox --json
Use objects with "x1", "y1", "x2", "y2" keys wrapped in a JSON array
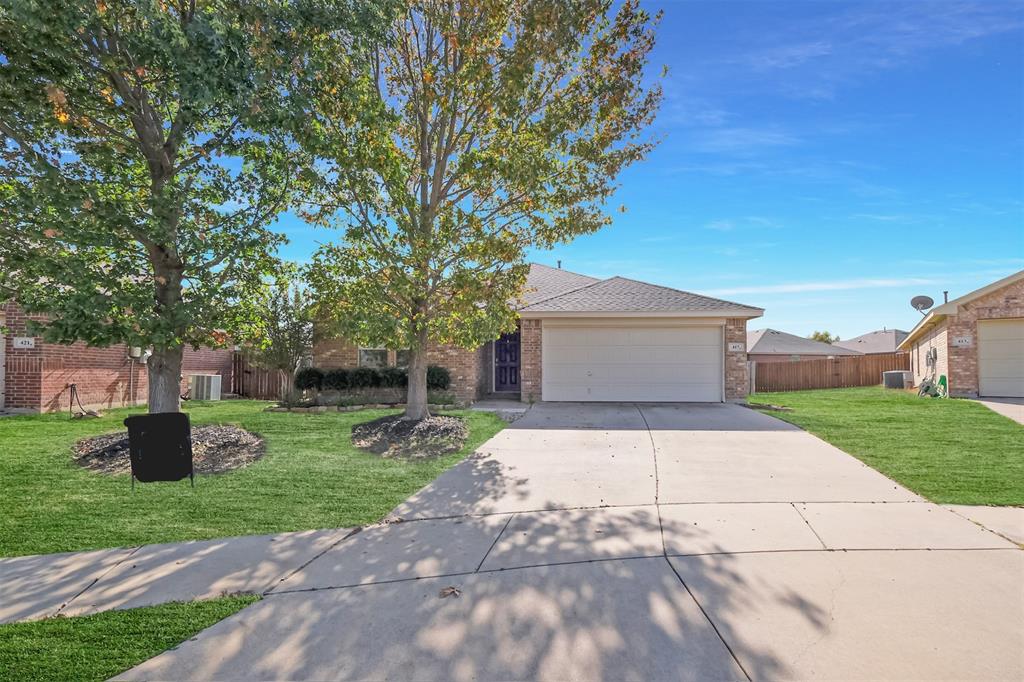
[{"x1": 189, "y1": 374, "x2": 222, "y2": 401}]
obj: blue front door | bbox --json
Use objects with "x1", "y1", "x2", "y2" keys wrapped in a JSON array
[{"x1": 494, "y1": 331, "x2": 520, "y2": 392}]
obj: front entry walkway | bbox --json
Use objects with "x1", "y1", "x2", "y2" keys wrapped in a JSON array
[{"x1": 8, "y1": 403, "x2": 1021, "y2": 680}]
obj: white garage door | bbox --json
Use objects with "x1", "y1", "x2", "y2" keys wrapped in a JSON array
[
  {"x1": 542, "y1": 324, "x2": 723, "y2": 402},
  {"x1": 978, "y1": 319, "x2": 1024, "y2": 398}
]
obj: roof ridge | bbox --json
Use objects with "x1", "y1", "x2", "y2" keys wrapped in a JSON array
[
  {"x1": 608, "y1": 275, "x2": 763, "y2": 311},
  {"x1": 528, "y1": 262, "x2": 600, "y2": 282}
]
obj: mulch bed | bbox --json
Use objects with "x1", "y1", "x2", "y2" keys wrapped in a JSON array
[
  {"x1": 74, "y1": 425, "x2": 265, "y2": 475},
  {"x1": 351, "y1": 414, "x2": 468, "y2": 459}
]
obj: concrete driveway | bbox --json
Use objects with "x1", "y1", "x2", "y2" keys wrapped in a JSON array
[
  {"x1": 122, "y1": 403, "x2": 1023, "y2": 681},
  {"x1": 975, "y1": 397, "x2": 1024, "y2": 425}
]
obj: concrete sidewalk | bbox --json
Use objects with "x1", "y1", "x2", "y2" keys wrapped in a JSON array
[{"x1": 0, "y1": 528, "x2": 354, "y2": 624}]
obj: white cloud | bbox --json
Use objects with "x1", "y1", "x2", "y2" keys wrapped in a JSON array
[
  {"x1": 704, "y1": 219, "x2": 735, "y2": 231},
  {"x1": 706, "y1": 277, "x2": 938, "y2": 296},
  {"x1": 689, "y1": 127, "x2": 800, "y2": 154}
]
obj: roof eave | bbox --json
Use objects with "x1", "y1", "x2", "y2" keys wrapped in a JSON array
[
  {"x1": 518, "y1": 308, "x2": 764, "y2": 319},
  {"x1": 898, "y1": 311, "x2": 947, "y2": 350}
]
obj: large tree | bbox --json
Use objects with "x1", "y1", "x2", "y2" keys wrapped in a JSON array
[
  {"x1": 306, "y1": 0, "x2": 662, "y2": 420},
  {"x1": 0, "y1": 0, "x2": 390, "y2": 412}
]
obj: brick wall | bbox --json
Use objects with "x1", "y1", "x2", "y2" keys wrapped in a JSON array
[
  {"x1": 2, "y1": 303, "x2": 45, "y2": 410},
  {"x1": 426, "y1": 342, "x2": 480, "y2": 405},
  {"x1": 724, "y1": 318, "x2": 749, "y2": 401},
  {"x1": 909, "y1": 321, "x2": 948, "y2": 389},
  {"x1": 519, "y1": 319, "x2": 542, "y2": 403},
  {"x1": 2, "y1": 302, "x2": 233, "y2": 412},
  {"x1": 945, "y1": 278, "x2": 1024, "y2": 397},
  {"x1": 312, "y1": 330, "x2": 482, "y2": 405},
  {"x1": 312, "y1": 336, "x2": 359, "y2": 368}
]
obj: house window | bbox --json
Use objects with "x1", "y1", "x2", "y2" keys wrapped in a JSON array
[
  {"x1": 395, "y1": 349, "x2": 411, "y2": 368},
  {"x1": 358, "y1": 348, "x2": 388, "y2": 368}
]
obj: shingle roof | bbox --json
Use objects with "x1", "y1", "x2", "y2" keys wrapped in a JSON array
[
  {"x1": 519, "y1": 275, "x2": 763, "y2": 314},
  {"x1": 833, "y1": 329, "x2": 909, "y2": 354},
  {"x1": 520, "y1": 263, "x2": 600, "y2": 306},
  {"x1": 747, "y1": 328, "x2": 862, "y2": 356}
]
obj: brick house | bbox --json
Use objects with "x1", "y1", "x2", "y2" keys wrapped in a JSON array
[
  {"x1": 898, "y1": 270, "x2": 1024, "y2": 398},
  {"x1": 314, "y1": 263, "x2": 764, "y2": 404},
  {"x1": 1, "y1": 302, "x2": 234, "y2": 413}
]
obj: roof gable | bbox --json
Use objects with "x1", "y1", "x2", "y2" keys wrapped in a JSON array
[
  {"x1": 520, "y1": 275, "x2": 763, "y2": 315},
  {"x1": 748, "y1": 328, "x2": 862, "y2": 356}
]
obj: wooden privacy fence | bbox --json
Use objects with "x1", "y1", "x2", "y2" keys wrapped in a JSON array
[
  {"x1": 751, "y1": 352, "x2": 910, "y2": 393},
  {"x1": 231, "y1": 353, "x2": 290, "y2": 400}
]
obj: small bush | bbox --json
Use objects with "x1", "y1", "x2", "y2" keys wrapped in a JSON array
[
  {"x1": 294, "y1": 367, "x2": 324, "y2": 391},
  {"x1": 348, "y1": 367, "x2": 381, "y2": 388},
  {"x1": 322, "y1": 368, "x2": 350, "y2": 390},
  {"x1": 379, "y1": 367, "x2": 408, "y2": 388},
  {"x1": 426, "y1": 365, "x2": 451, "y2": 390}
]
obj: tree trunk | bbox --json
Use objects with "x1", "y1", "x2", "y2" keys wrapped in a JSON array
[
  {"x1": 403, "y1": 328, "x2": 430, "y2": 421},
  {"x1": 148, "y1": 345, "x2": 184, "y2": 413}
]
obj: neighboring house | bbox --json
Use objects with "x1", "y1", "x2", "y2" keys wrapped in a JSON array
[
  {"x1": 746, "y1": 328, "x2": 862, "y2": 363},
  {"x1": 898, "y1": 270, "x2": 1024, "y2": 398},
  {"x1": 0, "y1": 302, "x2": 234, "y2": 413},
  {"x1": 833, "y1": 329, "x2": 909, "y2": 355},
  {"x1": 314, "y1": 263, "x2": 764, "y2": 404}
]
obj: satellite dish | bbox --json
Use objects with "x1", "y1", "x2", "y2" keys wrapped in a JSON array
[{"x1": 911, "y1": 295, "x2": 934, "y2": 315}]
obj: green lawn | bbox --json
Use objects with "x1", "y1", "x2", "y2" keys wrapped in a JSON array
[
  {"x1": 750, "y1": 387, "x2": 1024, "y2": 506},
  {"x1": 0, "y1": 401, "x2": 506, "y2": 557},
  {"x1": 0, "y1": 596, "x2": 257, "y2": 682}
]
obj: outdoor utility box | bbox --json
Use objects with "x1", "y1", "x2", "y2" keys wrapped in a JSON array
[
  {"x1": 189, "y1": 374, "x2": 222, "y2": 400},
  {"x1": 883, "y1": 370, "x2": 913, "y2": 389},
  {"x1": 124, "y1": 413, "x2": 194, "y2": 486}
]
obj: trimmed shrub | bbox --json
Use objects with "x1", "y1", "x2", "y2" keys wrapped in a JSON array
[
  {"x1": 322, "y1": 368, "x2": 350, "y2": 390},
  {"x1": 294, "y1": 367, "x2": 324, "y2": 391},
  {"x1": 348, "y1": 367, "x2": 381, "y2": 388},
  {"x1": 426, "y1": 365, "x2": 451, "y2": 390},
  {"x1": 379, "y1": 366, "x2": 408, "y2": 388}
]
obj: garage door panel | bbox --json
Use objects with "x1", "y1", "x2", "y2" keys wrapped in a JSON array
[
  {"x1": 978, "y1": 319, "x2": 1024, "y2": 398},
  {"x1": 979, "y1": 322, "x2": 1024, "y2": 342},
  {"x1": 543, "y1": 324, "x2": 723, "y2": 402}
]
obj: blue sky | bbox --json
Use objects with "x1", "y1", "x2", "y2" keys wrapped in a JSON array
[{"x1": 276, "y1": 0, "x2": 1024, "y2": 340}]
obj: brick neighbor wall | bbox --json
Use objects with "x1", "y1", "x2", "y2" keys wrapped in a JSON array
[
  {"x1": 2, "y1": 302, "x2": 233, "y2": 413},
  {"x1": 724, "y1": 318, "x2": 750, "y2": 401},
  {"x1": 945, "y1": 278, "x2": 1024, "y2": 397},
  {"x1": 909, "y1": 321, "x2": 948, "y2": 390},
  {"x1": 519, "y1": 318, "x2": 542, "y2": 403}
]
